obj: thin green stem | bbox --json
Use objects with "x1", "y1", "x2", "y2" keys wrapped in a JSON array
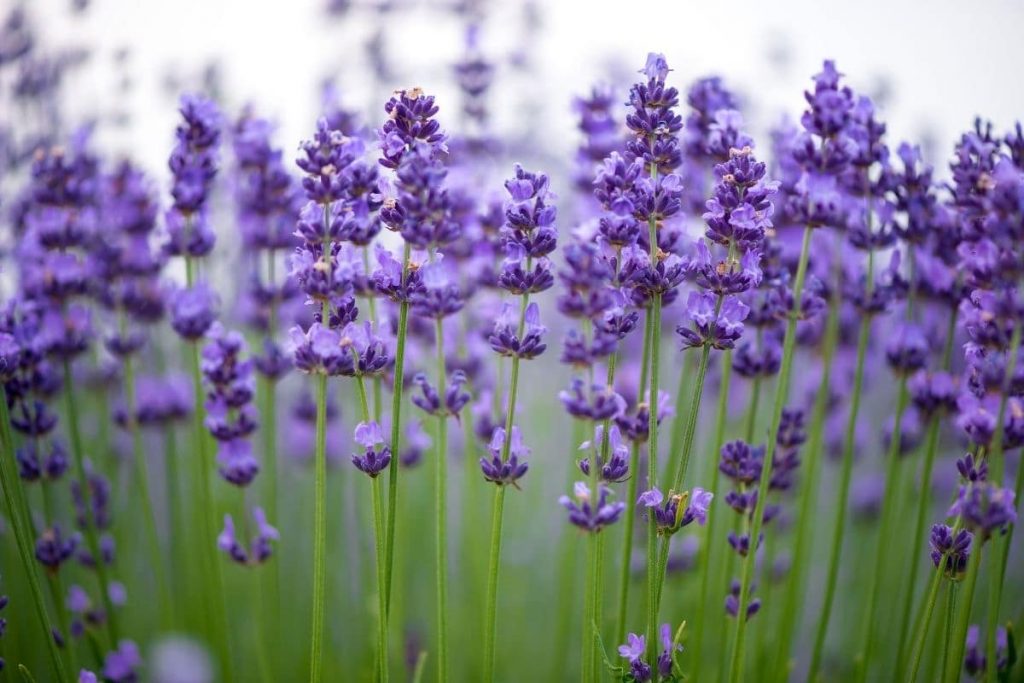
[
  {"x1": 775, "y1": 246, "x2": 842, "y2": 679},
  {"x1": 309, "y1": 372, "x2": 328, "y2": 683},
  {"x1": 61, "y1": 359, "x2": 119, "y2": 645},
  {"x1": 895, "y1": 307, "x2": 959, "y2": 677},
  {"x1": 482, "y1": 285, "x2": 531, "y2": 682},
  {"x1": 122, "y1": 352, "x2": 173, "y2": 628},
  {"x1": 614, "y1": 304, "x2": 655, "y2": 648},
  {"x1": 434, "y1": 316, "x2": 449, "y2": 683},
  {"x1": 807, "y1": 248, "x2": 876, "y2": 683},
  {"x1": 856, "y1": 377, "x2": 910, "y2": 681},
  {"x1": 384, "y1": 242, "x2": 412, "y2": 612},
  {"x1": 645, "y1": 291, "x2": 663, "y2": 665},
  {"x1": 728, "y1": 225, "x2": 814, "y2": 683},
  {"x1": 372, "y1": 476, "x2": 389, "y2": 683},
  {"x1": 0, "y1": 394, "x2": 69, "y2": 682},
  {"x1": 907, "y1": 565, "x2": 945, "y2": 683},
  {"x1": 941, "y1": 581, "x2": 958, "y2": 683}
]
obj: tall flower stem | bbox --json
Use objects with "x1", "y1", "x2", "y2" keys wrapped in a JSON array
[
  {"x1": 944, "y1": 544, "x2": 982, "y2": 683},
  {"x1": 0, "y1": 392, "x2": 69, "y2": 683},
  {"x1": 727, "y1": 225, "x2": 814, "y2": 683},
  {"x1": 482, "y1": 285, "x2": 531, "y2": 683},
  {"x1": 807, "y1": 247, "x2": 876, "y2": 681},
  {"x1": 261, "y1": 250, "x2": 282, "y2": 676},
  {"x1": 855, "y1": 376, "x2": 910, "y2": 681},
  {"x1": 121, "y1": 351, "x2": 173, "y2": 628},
  {"x1": 187, "y1": 336, "x2": 232, "y2": 680},
  {"x1": 773, "y1": 251, "x2": 842, "y2": 680},
  {"x1": 384, "y1": 242, "x2": 413, "y2": 610},
  {"x1": 984, "y1": 315, "x2": 1022, "y2": 683},
  {"x1": 309, "y1": 371, "x2": 328, "y2": 683},
  {"x1": 354, "y1": 374, "x2": 389, "y2": 683},
  {"x1": 895, "y1": 307, "x2": 959, "y2": 676},
  {"x1": 614, "y1": 303, "x2": 654, "y2": 648},
  {"x1": 644, "y1": 289, "x2": 663, "y2": 663},
  {"x1": 906, "y1": 563, "x2": 945, "y2": 683},
  {"x1": 61, "y1": 359, "x2": 119, "y2": 645},
  {"x1": 434, "y1": 316, "x2": 450, "y2": 682}
]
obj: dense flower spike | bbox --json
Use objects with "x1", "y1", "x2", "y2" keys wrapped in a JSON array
[{"x1": 559, "y1": 481, "x2": 625, "y2": 532}]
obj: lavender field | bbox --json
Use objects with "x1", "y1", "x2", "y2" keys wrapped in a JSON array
[{"x1": 0, "y1": 1, "x2": 1022, "y2": 682}]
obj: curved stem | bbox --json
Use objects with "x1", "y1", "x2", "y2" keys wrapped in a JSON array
[
  {"x1": 482, "y1": 286, "x2": 531, "y2": 682},
  {"x1": 62, "y1": 359, "x2": 119, "y2": 645},
  {"x1": 384, "y1": 243, "x2": 412, "y2": 612},
  {"x1": 855, "y1": 376, "x2": 910, "y2": 681},
  {"x1": 0, "y1": 393, "x2": 69, "y2": 682},
  {"x1": 122, "y1": 352, "x2": 173, "y2": 628},
  {"x1": 728, "y1": 225, "x2": 814, "y2": 683},
  {"x1": 309, "y1": 373, "x2": 328, "y2": 683},
  {"x1": 615, "y1": 304, "x2": 655, "y2": 647},
  {"x1": 807, "y1": 248, "x2": 876, "y2": 682},
  {"x1": 895, "y1": 307, "x2": 959, "y2": 677}
]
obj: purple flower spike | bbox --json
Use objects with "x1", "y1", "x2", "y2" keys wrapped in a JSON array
[
  {"x1": 559, "y1": 481, "x2": 625, "y2": 532},
  {"x1": 352, "y1": 421, "x2": 392, "y2": 477},
  {"x1": 677, "y1": 291, "x2": 749, "y2": 350},
  {"x1": 102, "y1": 640, "x2": 141, "y2": 683},
  {"x1": 479, "y1": 425, "x2": 530, "y2": 487},
  {"x1": 489, "y1": 302, "x2": 547, "y2": 359},
  {"x1": 170, "y1": 284, "x2": 218, "y2": 340},
  {"x1": 929, "y1": 524, "x2": 972, "y2": 579},
  {"x1": 578, "y1": 424, "x2": 630, "y2": 483}
]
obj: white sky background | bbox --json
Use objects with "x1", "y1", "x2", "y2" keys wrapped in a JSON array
[{"x1": 27, "y1": 0, "x2": 1024, "y2": 185}]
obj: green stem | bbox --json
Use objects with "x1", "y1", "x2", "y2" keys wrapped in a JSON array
[
  {"x1": 728, "y1": 225, "x2": 814, "y2": 683},
  {"x1": 258, "y1": 374, "x2": 281, "y2": 676},
  {"x1": 482, "y1": 283, "x2": 531, "y2": 682},
  {"x1": 61, "y1": 359, "x2": 119, "y2": 645},
  {"x1": 645, "y1": 291, "x2": 663, "y2": 666},
  {"x1": 384, "y1": 243, "x2": 413, "y2": 612},
  {"x1": 309, "y1": 372, "x2": 328, "y2": 682},
  {"x1": 807, "y1": 248, "x2": 876, "y2": 682},
  {"x1": 188, "y1": 336, "x2": 231, "y2": 680},
  {"x1": 0, "y1": 394, "x2": 69, "y2": 682},
  {"x1": 895, "y1": 307, "x2": 959, "y2": 677},
  {"x1": 855, "y1": 376, "x2": 910, "y2": 682},
  {"x1": 941, "y1": 581, "x2": 958, "y2": 683},
  {"x1": 372, "y1": 476, "x2": 389, "y2": 683},
  {"x1": 774, "y1": 247, "x2": 842, "y2": 680},
  {"x1": 614, "y1": 304, "x2": 655, "y2": 648},
  {"x1": 907, "y1": 565, "x2": 945, "y2": 683},
  {"x1": 434, "y1": 317, "x2": 449, "y2": 683},
  {"x1": 122, "y1": 353, "x2": 173, "y2": 629}
]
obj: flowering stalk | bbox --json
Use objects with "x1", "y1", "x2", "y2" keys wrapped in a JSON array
[
  {"x1": 482, "y1": 290, "x2": 529, "y2": 683},
  {"x1": 384, "y1": 243, "x2": 411, "y2": 608},
  {"x1": 907, "y1": 560, "x2": 947, "y2": 683},
  {"x1": 773, "y1": 255, "x2": 841, "y2": 678},
  {"x1": 120, "y1": 350, "x2": 173, "y2": 627},
  {"x1": 944, "y1": 544, "x2": 983, "y2": 683},
  {"x1": 434, "y1": 316, "x2": 449, "y2": 682},
  {"x1": 62, "y1": 359, "x2": 120, "y2": 644},
  {"x1": 309, "y1": 370, "x2": 328, "y2": 682},
  {"x1": 895, "y1": 308, "x2": 959, "y2": 674},
  {"x1": 727, "y1": 225, "x2": 813, "y2": 683},
  {"x1": 614, "y1": 310, "x2": 653, "y2": 648},
  {"x1": 0, "y1": 392, "x2": 68, "y2": 682}
]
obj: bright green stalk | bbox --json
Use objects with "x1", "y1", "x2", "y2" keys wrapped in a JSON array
[
  {"x1": 309, "y1": 372, "x2": 328, "y2": 683},
  {"x1": 907, "y1": 564, "x2": 945, "y2": 683},
  {"x1": 121, "y1": 352, "x2": 173, "y2": 628},
  {"x1": 855, "y1": 377, "x2": 910, "y2": 681},
  {"x1": 984, "y1": 316, "x2": 1022, "y2": 683},
  {"x1": 773, "y1": 253, "x2": 842, "y2": 681},
  {"x1": 384, "y1": 242, "x2": 413, "y2": 611},
  {"x1": 482, "y1": 284, "x2": 531, "y2": 683},
  {"x1": 61, "y1": 359, "x2": 120, "y2": 645},
  {"x1": 807, "y1": 247, "x2": 876, "y2": 682},
  {"x1": 434, "y1": 316, "x2": 450, "y2": 682},
  {"x1": 945, "y1": 543, "x2": 982, "y2": 683},
  {"x1": 0, "y1": 393, "x2": 69, "y2": 682},
  {"x1": 644, "y1": 290, "x2": 663, "y2": 666},
  {"x1": 614, "y1": 302, "x2": 654, "y2": 648},
  {"x1": 728, "y1": 225, "x2": 814, "y2": 683},
  {"x1": 941, "y1": 581, "x2": 958, "y2": 683},
  {"x1": 895, "y1": 307, "x2": 959, "y2": 677}
]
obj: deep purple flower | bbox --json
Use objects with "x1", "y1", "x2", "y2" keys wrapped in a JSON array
[
  {"x1": 639, "y1": 486, "x2": 713, "y2": 535},
  {"x1": 379, "y1": 87, "x2": 446, "y2": 169},
  {"x1": 618, "y1": 632, "x2": 652, "y2": 682},
  {"x1": 216, "y1": 439, "x2": 259, "y2": 487},
  {"x1": 35, "y1": 525, "x2": 78, "y2": 569},
  {"x1": 725, "y1": 579, "x2": 761, "y2": 621},
  {"x1": 559, "y1": 378, "x2": 627, "y2": 421},
  {"x1": 909, "y1": 370, "x2": 957, "y2": 416},
  {"x1": 102, "y1": 640, "x2": 141, "y2": 683},
  {"x1": 488, "y1": 302, "x2": 547, "y2": 359},
  {"x1": 218, "y1": 507, "x2": 279, "y2": 566},
  {"x1": 625, "y1": 53, "x2": 682, "y2": 176},
  {"x1": 170, "y1": 284, "x2": 217, "y2": 340},
  {"x1": 948, "y1": 482, "x2": 1016, "y2": 540},
  {"x1": 964, "y1": 624, "x2": 1010, "y2": 677},
  {"x1": 578, "y1": 424, "x2": 630, "y2": 483},
  {"x1": 560, "y1": 481, "x2": 625, "y2": 532},
  {"x1": 411, "y1": 369, "x2": 470, "y2": 418},
  {"x1": 885, "y1": 322, "x2": 929, "y2": 374},
  {"x1": 929, "y1": 524, "x2": 972, "y2": 579},
  {"x1": 479, "y1": 426, "x2": 530, "y2": 487},
  {"x1": 677, "y1": 291, "x2": 749, "y2": 350},
  {"x1": 352, "y1": 421, "x2": 392, "y2": 477}
]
